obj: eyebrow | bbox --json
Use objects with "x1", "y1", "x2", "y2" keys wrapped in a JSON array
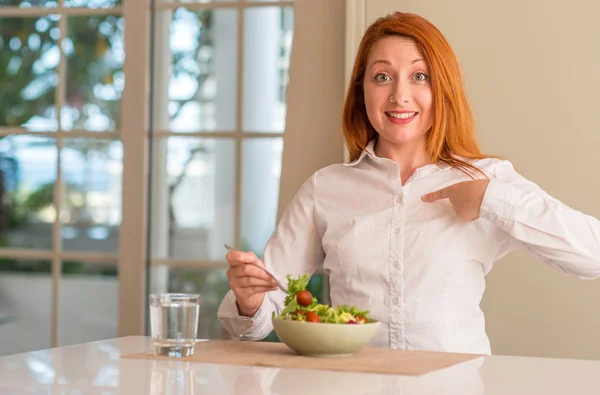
[{"x1": 368, "y1": 58, "x2": 425, "y2": 68}]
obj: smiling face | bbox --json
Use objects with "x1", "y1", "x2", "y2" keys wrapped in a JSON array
[{"x1": 363, "y1": 36, "x2": 434, "y2": 151}]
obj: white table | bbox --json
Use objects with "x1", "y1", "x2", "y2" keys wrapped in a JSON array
[{"x1": 0, "y1": 336, "x2": 598, "y2": 394}]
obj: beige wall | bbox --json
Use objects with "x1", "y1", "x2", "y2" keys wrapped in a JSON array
[
  {"x1": 362, "y1": 0, "x2": 600, "y2": 359},
  {"x1": 278, "y1": 0, "x2": 347, "y2": 218}
]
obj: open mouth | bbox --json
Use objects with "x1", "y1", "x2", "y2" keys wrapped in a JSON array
[
  {"x1": 384, "y1": 111, "x2": 418, "y2": 123},
  {"x1": 385, "y1": 111, "x2": 418, "y2": 119}
]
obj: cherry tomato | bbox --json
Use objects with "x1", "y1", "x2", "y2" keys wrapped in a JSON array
[
  {"x1": 296, "y1": 290, "x2": 313, "y2": 307},
  {"x1": 347, "y1": 320, "x2": 358, "y2": 324},
  {"x1": 306, "y1": 311, "x2": 320, "y2": 323}
]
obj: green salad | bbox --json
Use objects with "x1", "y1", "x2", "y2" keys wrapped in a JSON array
[{"x1": 273, "y1": 274, "x2": 373, "y2": 324}]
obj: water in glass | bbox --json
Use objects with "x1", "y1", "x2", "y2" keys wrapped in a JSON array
[{"x1": 150, "y1": 293, "x2": 200, "y2": 357}]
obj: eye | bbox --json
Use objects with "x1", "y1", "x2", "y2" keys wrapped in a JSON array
[
  {"x1": 413, "y1": 72, "x2": 429, "y2": 82},
  {"x1": 374, "y1": 73, "x2": 391, "y2": 82}
]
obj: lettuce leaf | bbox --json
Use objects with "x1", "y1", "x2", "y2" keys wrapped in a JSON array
[
  {"x1": 283, "y1": 274, "x2": 310, "y2": 306},
  {"x1": 281, "y1": 298, "x2": 299, "y2": 315}
]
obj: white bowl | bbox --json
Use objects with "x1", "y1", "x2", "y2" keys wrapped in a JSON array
[{"x1": 272, "y1": 317, "x2": 381, "y2": 357}]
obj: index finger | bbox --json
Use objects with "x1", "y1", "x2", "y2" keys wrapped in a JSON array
[
  {"x1": 421, "y1": 186, "x2": 451, "y2": 202},
  {"x1": 226, "y1": 251, "x2": 259, "y2": 266}
]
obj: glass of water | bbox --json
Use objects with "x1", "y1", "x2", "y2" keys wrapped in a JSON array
[{"x1": 150, "y1": 293, "x2": 201, "y2": 357}]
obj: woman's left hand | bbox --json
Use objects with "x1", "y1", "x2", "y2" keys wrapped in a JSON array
[{"x1": 421, "y1": 180, "x2": 490, "y2": 221}]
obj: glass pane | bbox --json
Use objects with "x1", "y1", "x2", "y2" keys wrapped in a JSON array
[
  {"x1": 59, "y1": 261, "x2": 118, "y2": 346},
  {"x1": 149, "y1": 138, "x2": 234, "y2": 260},
  {"x1": 243, "y1": 7, "x2": 293, "y2": 133},
  {"x1": 63, "y1": 15, "x2": 124, "y2": 131},
  {"x1": 241, "y1": 138, "x2": 282, "y2": 256},
  {"x1": 0, "y1": 1, "x2": 57, "y2": 7},
  {"x1": 157, "y1": 8, "x2": 237, "y2": 133},
  {"x1": 0, "y1": 17, "x2": 59, "y2": 132},
  {"x1": 151, "y1": 267, "x2": 229, "y2": 340},
  {"x1": 0, "y1": 136, "x2": 57, "y2": 250},
  {"x1": 61, "y1": 139, "x2": 122, "y2": 253},
  {"x1": 0, "y1": 259, "x2": 51, "y2": 356},
  {"x1": 157, "y1": 0, "x2": 234, "y2": 3},
  {"x1": 65, "y1": 0, "x2": 121, "y2": 7}
]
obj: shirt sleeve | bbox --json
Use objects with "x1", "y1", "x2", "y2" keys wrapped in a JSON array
[
  {"x1": 217, "y1": 170, "x2": 325, "y2": 339},
  {"x1": 479, "y1": 160, "x2": 600, "y2": 279}
]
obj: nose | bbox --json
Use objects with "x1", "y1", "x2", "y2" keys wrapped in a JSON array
[{"x1": 393, "y1": 80, "x2": 411, "y2": 104}]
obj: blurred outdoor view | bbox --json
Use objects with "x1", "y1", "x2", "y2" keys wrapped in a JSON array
[
  {"x1": 0, "y1": 1, "x2": 324, "y2": 352},
  {"x1": 0, "y1": 0, "x2": 125, "y2": 355}
]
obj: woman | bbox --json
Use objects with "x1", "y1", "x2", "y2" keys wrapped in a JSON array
[{"x1": 217, "y1": 12, "x2": 600, "y2": 354}]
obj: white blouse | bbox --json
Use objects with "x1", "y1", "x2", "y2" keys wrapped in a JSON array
[{"x1": 217, "y1": 140, "x2": 600, "y2": 354}]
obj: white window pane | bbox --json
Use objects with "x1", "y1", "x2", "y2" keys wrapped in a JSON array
[
  {"x1": 58, "y1": 262, "x2": 118, "y2": 346},
  {"x1": 156, "y1": 0, "x2": 235, "y2": 3},
  {"x1": 241, "y1": 138, "x2": 282, "y2": 256},
  {"x1": 65, "y1": 0, "x2": 120, "y2": 8},
  {"x1": 243, "y1": 6, "x2": 293, "y2": 133},
  {"x1": 155, "y1": 8, "x2": 238, "y2": 133},
  {"x1": 63, "y1": 15, "x2": 124, "y2": 132},
  {"x1": 0, "y1": 1, "x2": 58, "y2": 8},
  {"x1": 61, "y1": 139, "x2": 122, "y2": 253},
  {"x1": 0, "y1": 136, "x2": 57, "y2": 250},
  {"x1": 0, "y1": 16, "x2": 59, "y2": 132},
  {"x1": 0, "y1": 260, "x2": 52, "y2": 356},
  {"x1": 150, "y1": 137, "x2": 235, "y2": 261}
]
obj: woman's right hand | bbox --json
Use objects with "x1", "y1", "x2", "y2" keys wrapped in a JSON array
[{"x1": 225, "y1": 250, "x2": 278, "y2": 317}]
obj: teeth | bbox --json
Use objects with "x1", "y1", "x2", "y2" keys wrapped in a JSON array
[{"x1": 387, "y1": 112, "x2": 416, "y2": 119}]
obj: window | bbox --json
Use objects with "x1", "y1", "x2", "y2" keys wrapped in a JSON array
[
  {"x1": 0, "y1": 0, "x2": 324, "y2": 353},
  {"x1": 0, "y1": 0, "x2": 122, "y2": 355},
  {"x1": 147, "y1": 0, "x2": 295, "y2": 340}
]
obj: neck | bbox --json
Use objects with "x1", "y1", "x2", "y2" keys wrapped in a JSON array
[{"x1": 374, "y1": 138, "x2": 432, "y2": 183}]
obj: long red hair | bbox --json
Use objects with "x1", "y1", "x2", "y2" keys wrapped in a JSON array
[{"x1": 343, "y1": 12, "x2": 494, "y2": 177}]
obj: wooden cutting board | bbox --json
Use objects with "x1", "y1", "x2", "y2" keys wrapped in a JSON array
[{"x1": 121, "y1": 340, "x2": 483, "y2": 376}]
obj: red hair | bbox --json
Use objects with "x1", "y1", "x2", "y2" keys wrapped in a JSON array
[{"x1": 343, "y1": 12, "x2": 495, "y2": 177}]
